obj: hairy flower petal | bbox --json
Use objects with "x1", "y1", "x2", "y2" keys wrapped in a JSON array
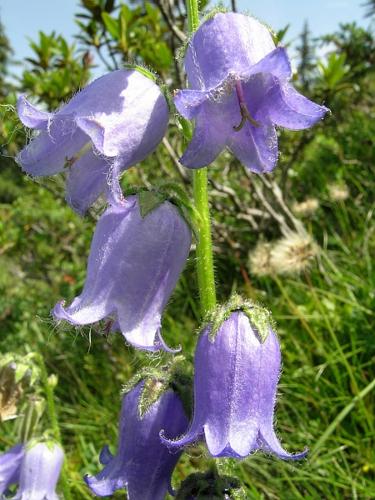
[
  {"x1": 12, "y1": 443, "x2": 63, "y2": 500},
  {"x1": 184, "y1": 12, "x2": 275, "y2": 90},
  {"x1": 162, "y1": 311, "x2": 307, "y2": 460},
  {"x1": 0, "y1": 444, "x2": 24, "y2": 496},
  {"x1": 265, "y1": 81, "x2": 329, "y2": 129},
  {"x1": 53, "y1": 196, "x2": 191, "y2": 351},
  {"x1": 240, "y1": 47, "x2": 292, "y2": 82},
  {"x1": 17, "y1": 117, "x2": 88, "y2": 176},
  {"x1": 174, "y1": 89, "x2": 210, "y2": 119},
  {"x1": 73, "y1": 71, "x2": 168, "y2": 158},
  {"x1": 180, "y1": 104, "x2": 227, "y2": 168},
  {"x1": 85, "y1": 382, "x2": 188, "y2": 499},
  {"x1": 17, "y1": 95, "x2": 51, "y2": 129},
  {"x1": 228, "y1": 123, "x2": 278, "y2": 173},
  {"x1": 176, "y1": 12, "x2": 328, "y2": 172},
  {"x1": 65, "y1": 149, "x2": 110, "y2": 215},
  {"x1": 17, "y1": 70, "x2": 169, "y2": 212}
]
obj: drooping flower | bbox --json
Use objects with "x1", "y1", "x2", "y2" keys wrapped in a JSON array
[
  {"x1": 0, "y1": 444, "x2": 24, "y2": 496},
  {"x1": 161, "y1": 306, "x2": 307, "y2": 459},
  {"x1": 12, "y1": 442, "x2": 64, "y2": 500},
  {"x1": 175, "y1": 12, "x2": 328, "y2": 172},
  {"x1": 85, "y1": 381, "x2": 188, "y2": 499},
  {"x1": 53, "y1": 195, "x2": 191, "y2": 351},
  {"x1": 17, "y1": 69, "x2": 169, "y2": 214}
]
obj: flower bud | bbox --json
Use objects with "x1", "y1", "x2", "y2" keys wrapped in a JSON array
[
  {"x1": 12, "y1": 442, "x2": 64, "y2": 500},
  {"x1": 162, "y1": 300, "x2": 307, "y2": 459}
]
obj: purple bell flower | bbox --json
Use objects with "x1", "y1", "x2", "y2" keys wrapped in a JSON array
[
  {"x1": 53, "y1": 195, "x2": 191, "y2": 351},
  {"x1": 175, "y1": 12, "x2": 328, "y2": 172},
  {"x1": 17, "y1": 69, "x2": 169, "y2": 214},
  {"x1": 161, "y1": 310, "x2": 307, "y2": 459},
  {"x1": 12, "y1": 442, "x2": 64, "y2": 500},
  {"x1": 0, "y1": 444, "x2": 24, "y2": 496},
  {"x1": 85, "y1": 381, "x2": 188, "y2": 499}
]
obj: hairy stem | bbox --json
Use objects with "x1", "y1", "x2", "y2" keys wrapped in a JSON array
[
  {"x1": 185, "y1": 0, "x2": 216, "y2": 316},
  {"x1": 193, "y1": 169, "x2": 217, "y2": 316},
  {"x1": 186, "y1": 0, "x2": 199, "y2": 33}
]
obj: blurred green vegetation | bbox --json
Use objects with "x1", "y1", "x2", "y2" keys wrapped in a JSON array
[{"x1": 0, "y1": 1, "x2": 374, "y2": 498}]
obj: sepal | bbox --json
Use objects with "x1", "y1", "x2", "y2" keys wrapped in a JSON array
[
  {"x1": 203, "y1": 6, "x2": 229, "y2": 23},
  {"x1": 205, "y1": 293, "x2": 275, "y2": 343},
  {"x1": 123, "y1": 63, "x2": 158, "y2": 82},
  {"x1": 122, "y1": 355, "x2": 193, "y2": 419},
  {"x1": 138, "y1": 190, "x2": 167, "y2": 218},
  {"x1": 123, "y1": 185, "x2": 201, "y2": 240}
]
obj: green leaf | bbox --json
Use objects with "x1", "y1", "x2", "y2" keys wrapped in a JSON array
[
  {"x1": 118, "y1": 8, "x2": 128, "y2": 52},
  {"x1": 119, "y1": 4, "x2": 131, "y2": 21},
  {"x1": 318, "y1": 53, "x2": 348, "y2": 89},
  {"x1": 101, "y1": 12, "x2": 119, "y2": 39}
]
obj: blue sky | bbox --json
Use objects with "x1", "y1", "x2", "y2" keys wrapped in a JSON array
[
  {"x1": 236, "y1": 0, "x2": 368, "y2": 42},
  {"x1": 0, "y1": 0, "x2": 369, "y2": 76}
]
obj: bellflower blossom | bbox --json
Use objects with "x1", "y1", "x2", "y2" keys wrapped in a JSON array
[
  {"x1": 17, "y1": 69, "x2": 169, "y2": 214},
  {"x1": 175, "y1": 12, "x2": 328, "y2": 172},
  {"x1": 12, "y1": 442, "x2": 64, "y2": 500},
  {"x1": 53, "y1": 195, "x2": 191, "y2": 351},
  {"x1": 85, "y1": 381, "x2": 188, "y2": 499},
  {"x1": 161, "y1": 310, "x2": 307, "y2": 459},
  {"x1": 0, "y1": 444, "x2": 24, "y2": 496}
]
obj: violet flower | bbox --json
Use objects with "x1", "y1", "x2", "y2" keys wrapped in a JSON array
[
  {"x1": 85, "y1": 381, "x2": 188, "y2": 499},
  {"x1": 17, "y1": 69, "x2": 169, "y2": 214},
  {"x1": 53, "y1": 195, "x2": 191, "y2": 351},
  {"x1": 161, "y1": 311, "x2": 307, "y2": 459},
  {"x1": 12, "y1": 442, "x2": 63, "y2": 500},
  {"x1": 175, "y1": 12, "x2": 328, "y2": 172},
  {"x1": 0, "y1": 444, "x2": 24, "y2": 496}
]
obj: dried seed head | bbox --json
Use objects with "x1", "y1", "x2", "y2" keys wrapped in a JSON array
[
  {"x1": 292, "y1": 198, "x2": 319, "y2": 217},
  {"x1": 328, "y1": 183, "x2": 349, "y2": 202},
  {"x1": 270, "y1": 232, "x2": 319, "y2": 275},
  {"x1": 248, "y1": 242, "x2": 273, "y2": 277}
]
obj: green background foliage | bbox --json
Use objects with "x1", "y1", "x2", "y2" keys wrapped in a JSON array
[{"x1": 0, "y1": 1, "x2": 374, "y2": 498}]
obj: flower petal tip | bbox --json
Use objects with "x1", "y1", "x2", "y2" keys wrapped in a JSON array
[
  {"x1": 284, "y1": 447, "x2": 309, "y2": 461},
  {"x1": 123, "y1": 329, "x2": 180, "y2": 353},
  {"x1": 52, "y1": 301, "x2": 82, "y2": 326},
  {"x1": 52, "y1": 301, "x2": 67, "y2": 321},
  {"x1": 156, "y1": 330, "x2": 182, "y2": 354},
  {"x1": 179, "y1": 153, "x2": 209, "y2": 170},
  {"x1": 84, "y1": 474, "x2": 116, "y2": 497},
  {"x1": 159, "y1": 429, "x2": 195, "y2": 450},
  {"x1": 17, "y1": 94, "x2": 51, "y2": 129}
]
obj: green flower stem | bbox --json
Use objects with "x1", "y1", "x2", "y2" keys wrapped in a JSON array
[
  {"x1": 39, "y1": 356, "x2": 73, "y2": 500},
  {"x1": 186, "y1": 0, "x2": 199, "y2": 32},
  {"x1": 186, "y1": 0, "x2": 217, "y2": 317},
  {"x1": 193, "y1": 169, "x2": 217, "y2": 316}
]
